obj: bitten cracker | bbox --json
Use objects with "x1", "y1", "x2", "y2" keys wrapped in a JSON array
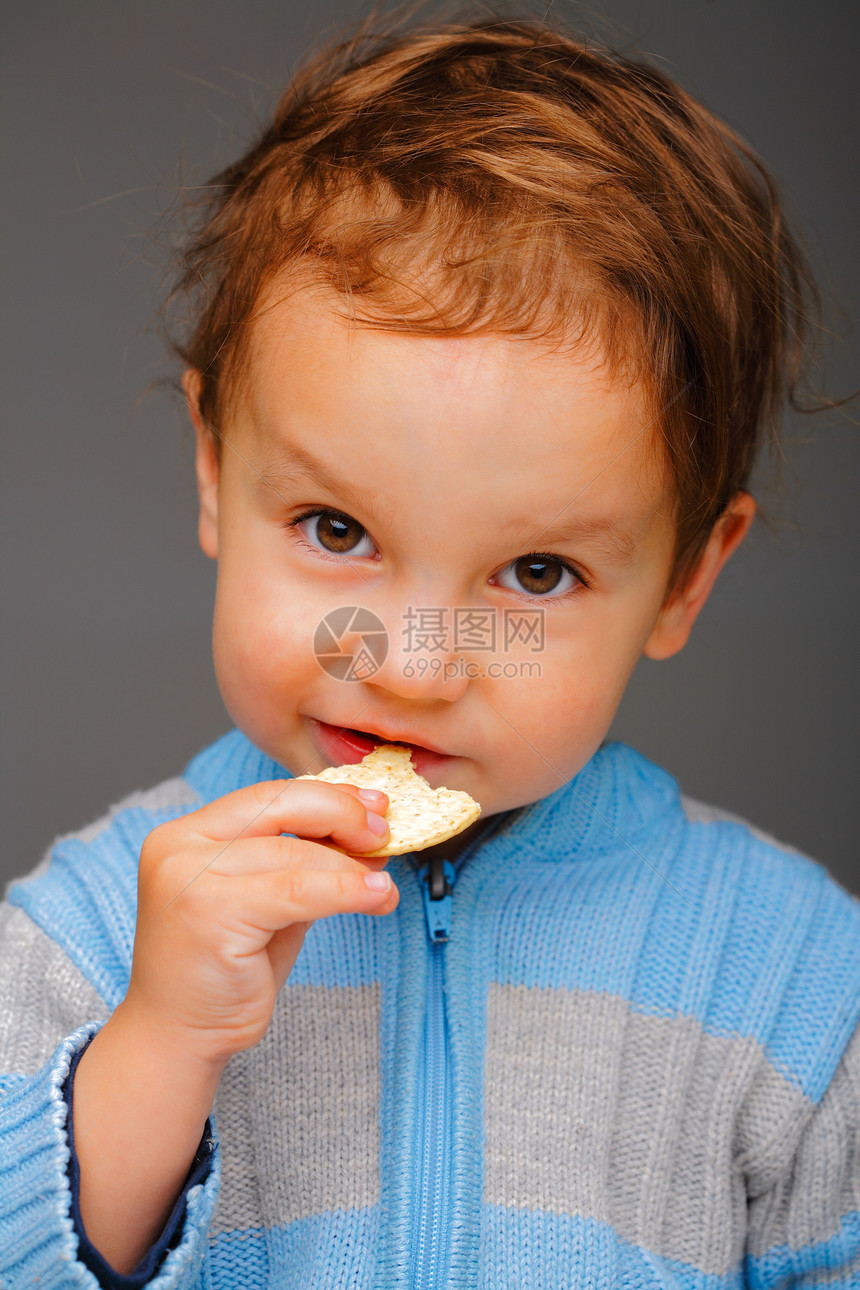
[{"x1": 298, "y1": 744, "x2": 481, "y2": 856}]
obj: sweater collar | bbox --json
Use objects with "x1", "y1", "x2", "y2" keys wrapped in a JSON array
[{"x1": 183, "y1": 729, "x2": 680, "y2": 864}]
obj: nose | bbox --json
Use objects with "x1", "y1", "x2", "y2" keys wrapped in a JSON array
[{"x1": 359, "y1": 600, "x2": 471, "y2": 703}]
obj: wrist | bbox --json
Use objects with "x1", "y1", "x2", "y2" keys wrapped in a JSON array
[{"x1": 109, "y1": 996, "x2": 231, "y2": 1080}]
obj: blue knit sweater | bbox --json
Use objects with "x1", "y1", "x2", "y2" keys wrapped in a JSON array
[{"x1": 1, "y1": 729, "x2": 858, "y2": 1287}]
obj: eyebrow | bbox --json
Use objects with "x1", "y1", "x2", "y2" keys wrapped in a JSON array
[
  {"x1": 257, "y1": 444, "x2": 638, "y2": 566},
  {"x1": 256, "y1": 444, "x2": 385, "y2": 519},
  {"x1": 497, "y1": 515, "x2": 638, "y2": 565}
]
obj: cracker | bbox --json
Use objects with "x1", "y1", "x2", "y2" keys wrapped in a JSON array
[{"x1": 297, "y1": 744, "x2": 481, "y2": 856}]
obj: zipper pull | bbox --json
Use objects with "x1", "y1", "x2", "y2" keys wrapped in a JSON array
[{"x1": 419, "y1": 853, "x2": 456, "y2": 943}]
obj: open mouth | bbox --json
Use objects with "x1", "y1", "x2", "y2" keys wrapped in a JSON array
[
  {"x1": 313, "y1": 720, "x2": 452, "y2": 771},
  {"x1": 347, "y1": 727, "x2": 421, "y2": 749},
  {"x1": 342, "y1": 726, "x2": 432, "y2": 753}
]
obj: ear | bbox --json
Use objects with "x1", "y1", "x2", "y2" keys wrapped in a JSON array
[
  {"x1": 644, "y1": 491, "x2": 756, "y2": 660},
  {"x1": 182, "y1": 369, "x2": 219, "y2": 560}
]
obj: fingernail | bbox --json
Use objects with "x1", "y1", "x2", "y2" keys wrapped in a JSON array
[
  {"x1": 364, "y1": 871, "x2": 391, "y2": 891},
  {"x1": 358, "y1": 789, "x2": 385, "y2": 804},
  {"x1": 366, "y1": 811, "x2": 389, "y2": 836}
]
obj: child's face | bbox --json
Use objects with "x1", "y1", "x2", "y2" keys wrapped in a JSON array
[{"x1": 190, "y1": 288, "x2": 741, "y2": 822}]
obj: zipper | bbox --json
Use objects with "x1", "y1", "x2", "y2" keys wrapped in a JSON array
[
  {"x1": 420, "y1": 853, "x2": 455, "y2": 945},
  {"x1": 412, "y1": 852, "x2": 456, "y2": 1289},
  {"x1": 410, "y1": 815, "x2": 512, "y2": 1288}
]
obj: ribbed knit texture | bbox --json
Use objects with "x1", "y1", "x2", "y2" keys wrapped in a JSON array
[{"x1": 1, "y1": 729, "x2": 858, "y2": 1287}]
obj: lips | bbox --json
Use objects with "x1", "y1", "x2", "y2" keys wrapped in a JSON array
[
  {"x1": 310, "y1": 719, "x2": 454, "y2": 778},
  {"x1": 316, "y1": 719, "x2": 447, "y2": 756}
]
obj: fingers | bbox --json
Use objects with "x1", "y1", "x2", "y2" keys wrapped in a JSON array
[
  {"x1": 146, "y1": 824, "x2": 401, "y2": 921},
  {"x1": 196, "y1": 832, "x2": 388, "y2": 880},
  {"x1": 156, "y1": 778, "x2": 390, "y2": 851},
  {"x1": 200, "y1": 864, "x2": 400, "y2": 933}
]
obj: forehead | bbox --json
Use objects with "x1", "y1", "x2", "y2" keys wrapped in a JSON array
[{"x1": 235, "y1": 284, "x2": 671, "y2": 526}]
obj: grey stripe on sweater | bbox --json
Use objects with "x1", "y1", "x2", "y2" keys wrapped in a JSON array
[
  {"x1": 0, "y1": 902, "x2": 108, "y2": 1074},
  {"x1": 484, "y1": 981, "x2": 818, "y2": 1275}
]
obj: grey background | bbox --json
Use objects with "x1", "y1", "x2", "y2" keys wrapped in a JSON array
[{"x1": 2, "y1": 1, "x2": 858, "y2": 894}]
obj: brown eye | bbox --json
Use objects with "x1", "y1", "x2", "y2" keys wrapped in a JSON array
[
  {"x1": 495, "y1": 554, "x2": 579, "y2": 598},
  {"x1": 295, "y1": 510, "x2": 375, "y2": 558},
  {"x1": 515, "y1": 558, "x2": 563, "y2": 595},
  {"x1": 315, "y1": 513, "x2": 363, "y2": 552}
]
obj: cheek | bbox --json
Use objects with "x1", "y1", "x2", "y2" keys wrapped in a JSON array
[
  {"x1": 213, "y1": 598, "x2": 290, "y2": 672},
  {"x1": 540, "y1": 630, "x2": 630, "y2": 700},
  {"x1": 541, "y1": 667, "x2": 607, "y2": 728},
  {"x1": 498, "y1": 632, "x2": 634, "y2": 752},
  {"x1": 212, "y1": 564, "x2": 329, "y2": 685}
]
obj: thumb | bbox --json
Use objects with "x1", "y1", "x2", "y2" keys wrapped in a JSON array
[{"x1": 267, "y1": 922, "x2": 311, "y2": 992}]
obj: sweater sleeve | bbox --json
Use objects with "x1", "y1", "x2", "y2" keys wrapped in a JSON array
[
  {"x1": 0, "y1": 900, "x2": 221, "y2": 1288},
  {"x1": 744, "y1": 1019, "x2": 860, "y2": 1287},
  {"x1": 61, "y1": 1033, "x2": 217, "y2": 1288}
]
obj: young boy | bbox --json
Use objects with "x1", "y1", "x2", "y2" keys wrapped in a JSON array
[{"x1": 1, "y1": 13, "x2": 857, "y2": 1288}]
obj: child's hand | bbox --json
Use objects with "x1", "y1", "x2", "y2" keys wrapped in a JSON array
[{"x1": 122, "y1": 779, "x2": 396, "y2": 1067}]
